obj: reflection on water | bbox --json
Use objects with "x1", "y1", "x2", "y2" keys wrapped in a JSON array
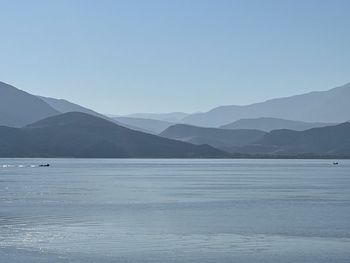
[{"x1": 1, "y1": 159, "x2": 350, "y2": 262}]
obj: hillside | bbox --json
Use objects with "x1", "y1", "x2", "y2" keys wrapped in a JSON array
[
  {"x1": 38, "y1": 96, "x2": 107, "y2": 119},
  {"x1": 231, "y1": 123, "x2": 350, "y2": 157}
]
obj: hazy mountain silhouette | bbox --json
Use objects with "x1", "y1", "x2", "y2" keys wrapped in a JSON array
[
  {"x1": 113, "y1": 117, "x2": 173, "y2": 134},
  {"x1": 232, "y1": 123, "x2": 350, "y2": 157},
  {"x1": 124, "y1": 112, "x2": 188, "y2": 122},
  {"x1": 160, "y1": 124, "x2": 266, "y2": 152},
  {"x1": 0, "y1": 112, "x2": 228, "y2": 158},
  {"x1": 221, "y1": 117, "x2": 335, "y2": 132},
  {"x1": 182, "y1": 83, "x2": 350, "y2": 127},
  {"x1": 0, "y1": 81, "x2": 59, "y2": 127}
]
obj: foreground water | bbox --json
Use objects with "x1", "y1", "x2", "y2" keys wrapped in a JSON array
[{"x1": 0, "y1": 159, "x2": 349, "y2": 262}]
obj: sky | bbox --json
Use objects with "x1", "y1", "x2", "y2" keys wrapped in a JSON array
[{"x1": 0, "y1": 0, "x2": 349, "y2": 115}]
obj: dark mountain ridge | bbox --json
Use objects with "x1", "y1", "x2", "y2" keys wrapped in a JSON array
[{"x1": 231, "y1": 122, "x2": 350, "y2": 157}]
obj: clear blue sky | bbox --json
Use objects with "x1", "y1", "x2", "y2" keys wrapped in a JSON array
[{"x1": 1, "y1": 0, "x2": 349, "y2": 114}]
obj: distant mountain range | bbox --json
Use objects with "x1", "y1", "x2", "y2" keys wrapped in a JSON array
[
  {"x1": 123, "y1": 112, "x2": 188, "y2": 122},
  {"x1": 0, "y1": 81, "x2": 59, "y2": 127},
  {"x1": 160, "y1": 124, "x2": 266, "y2": 152},
  {"x1": 220, "y1": 117, "x2": 335, "y2": 132},
  {"x1": 0, "y1": 80, "x2": 349, "y2": 158},
  {"x1": 0, "y1": 112, "x2": 228, "y2": 158},
  {"x1": 113, "y1": 117, "x2": 173, "y2": 134},
  {"x1": 182, "y1": 83, "x2": 350, "y2": 127}
]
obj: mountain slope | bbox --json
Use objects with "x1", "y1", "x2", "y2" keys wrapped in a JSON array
[
  {"x1": 232, "y1": 123, "x2": 350, "y2": 157},
  {"x1": 182, "y1": 83, "x2": 350, "y2": 127},
  {"x1": 0, "y1": 81, "x2": 59, "y2": 127},
  {"x1": 221, "y1": 117, "x2": 335, "y2": 132},
  {"x1": 0, "y1": 112, "x2": 229, "y2": 158},
  {"x1": 160, "y1": 124, "x2": 266, "y2": 152},
  {"x1": 38, "y1": 96, "x2": 107, "y2": 118},
  {"x1": 113, "y1": 117, "x2": 173, "y2": 134},
  {"x1": 258, "y1": 122, "x2": 350, "y2": 155}
]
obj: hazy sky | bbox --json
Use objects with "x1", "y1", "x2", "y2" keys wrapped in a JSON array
[{"x1": 1, "y1": 0, "x2": 349, "y2": 114}]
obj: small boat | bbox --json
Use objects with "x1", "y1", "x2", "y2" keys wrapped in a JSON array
[
  {"x1": 39, "y1": 164, "x2": 50, "y2": 167},
  {"x1": 333, "y1": 162, "x2": 339, "y2": 165}
]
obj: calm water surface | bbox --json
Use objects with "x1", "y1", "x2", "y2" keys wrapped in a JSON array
[{"x1": 0, "y1": 159, "x2": 350, "y2": 262}]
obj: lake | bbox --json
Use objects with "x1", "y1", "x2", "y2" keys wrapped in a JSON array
[{"x1": 1, "y1": 159, "x2": 350, "y2": 262}]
